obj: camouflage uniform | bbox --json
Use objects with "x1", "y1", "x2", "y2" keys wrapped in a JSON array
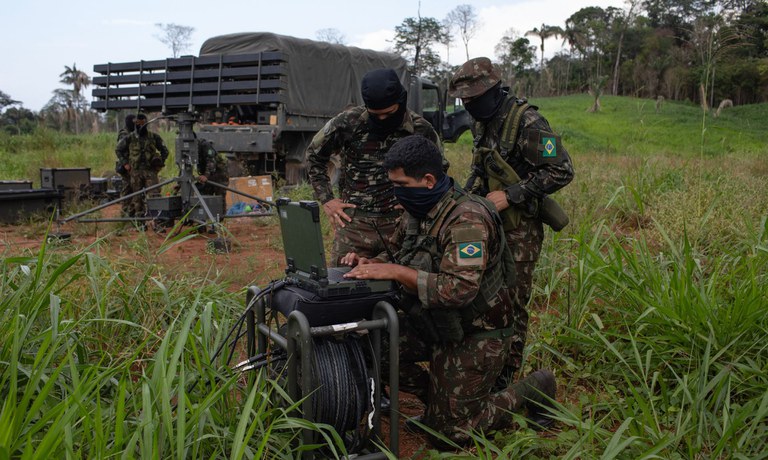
[
  {"x1": 195, "y1": 139, "x2": 229, "y2": 196},
  {"x1": 306, "y1": 106, "x2": 441, "y2": 265},
  {"x1": 115, "y1": 129, "x2": 169, "y2": 217},
  {"x1": 116, "y1": 126, "x2": 133, "y2": 216},
  {"x1": 450, "y1": 58, "x2": 575, "y2": 381},
  {"x1": 382, "y1": 183, "x2": 544, "y2": 444}
]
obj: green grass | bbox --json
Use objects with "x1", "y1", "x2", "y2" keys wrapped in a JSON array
[
  {"x1": 1, "y1": 96, "x2": 768, "y2": 458},
  {"x1": 528, "y1": 94, "x2": 768, "y2": 157}
]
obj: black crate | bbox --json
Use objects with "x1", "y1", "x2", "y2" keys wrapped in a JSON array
[
  {"x1": 0, "y1": 189, "x2": 61, "y2": 224},
  {"x1": 147, "y1": 196, "x2": 183, "y2": 219},
  {"x1": 0, "y1": 180, "x2": 33, "y2": 191},
  {"x1": 189, "y1": 195, "x2": 225, "y2": 222},
  {"x1": 40, "y1": 168, "x2": 91, "y2": 202}
]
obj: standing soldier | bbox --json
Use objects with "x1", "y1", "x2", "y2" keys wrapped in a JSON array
[
  {"x1": 115, "y1": 113, "x2": 169, "y2": 218},
  {"x1": 341, "y1": 135, "x2": 556, "y2": 445},
  {"x1": 115, "y1": 114, "x2": 135, "y2": 217},
  {"x1": 195, "y1": 138, "x2": 229, "y2": 196},
  {"x1": 449, "y1": 57, "x2": 575, "y2": 387},
  {"x1": 306, "y1": 68, "x2": 443, "y2": 266}
]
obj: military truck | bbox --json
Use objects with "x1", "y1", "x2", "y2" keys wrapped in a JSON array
[{"x1": 91, "y1": 32, "x2": 471, "y2": 184}]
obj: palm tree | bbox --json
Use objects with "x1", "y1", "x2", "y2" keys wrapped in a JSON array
[
  {"x1": 59, "y1": 63, "x2": 91, "y2": 133},
  {"x1": 525, "y1": 24, "x2": 564, "y2": 94},
  {"x1": 525, "y1": 24, "x2": 564, "y2": 72}
]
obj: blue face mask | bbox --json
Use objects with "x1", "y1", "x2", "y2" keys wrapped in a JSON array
[{"x1": 393, "y1": 175, "x2": 452, "y2": 219}]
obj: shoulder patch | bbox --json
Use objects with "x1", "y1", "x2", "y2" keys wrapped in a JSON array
[
  {"x1": 542, "y1": 137, "x2": 557, "y2": 157},
  {"x1": 458, "y1": 242, "x2": 483, "y2": 259}
]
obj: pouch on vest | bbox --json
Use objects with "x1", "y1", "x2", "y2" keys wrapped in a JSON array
[
  {"x1": 540, "y1": 196, "x2": 569, "y2": 231},
  {"x1": 479, "y1": 147, "x2": 523, "y2": 230}
]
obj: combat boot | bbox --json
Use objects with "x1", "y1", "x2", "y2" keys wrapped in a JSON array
[{"x1": 510, "y1": 369, "x2": 556, "y2": 430}]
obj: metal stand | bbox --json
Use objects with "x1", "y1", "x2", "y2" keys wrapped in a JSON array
[
  {"x1": 245, "y1": 286, "x2": 400, "y2": 459},
  {"x1": 59, "y1": 112, "x2": 272, "y2": 227}
]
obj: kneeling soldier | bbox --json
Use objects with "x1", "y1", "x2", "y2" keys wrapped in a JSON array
[{"x1": 342, "y1": 135, "x2": 556, "y2": 445}]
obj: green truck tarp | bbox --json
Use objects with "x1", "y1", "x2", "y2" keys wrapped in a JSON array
[{"x1": 199, "y1": 32, "x2": 409, "y2": 118}]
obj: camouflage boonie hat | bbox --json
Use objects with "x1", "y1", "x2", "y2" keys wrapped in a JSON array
[{"x1": 448, "y1": 57, "x2": 502, "y2": 99}]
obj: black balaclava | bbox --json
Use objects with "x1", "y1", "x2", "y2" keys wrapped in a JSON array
[
  {"x1": 124, "y1": 114, "x2": 135, "y2": 132},
  {"x1": 464, "y1": 82, "x2": 505, "y2": 121},
  {"x1": 361, "y1": 68, "x2": 407, "y2": 139},
  {"x1": 393, "y1": 174, "x2": 452, "y2": 220}
]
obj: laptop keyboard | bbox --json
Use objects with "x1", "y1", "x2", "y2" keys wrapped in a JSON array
[{"x1": 327, "y1": 266, "x2": 351, "y2": 282}]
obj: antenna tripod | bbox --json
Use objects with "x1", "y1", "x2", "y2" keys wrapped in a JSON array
[{"x1": 59, "y1": 112, "x2": 272, "y2": 231}]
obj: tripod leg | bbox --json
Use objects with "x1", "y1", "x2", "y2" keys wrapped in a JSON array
[
  {"x1": 189, "y1": 182, "x2": 220, "y2": 228},
  {"x1": 205, "y1": 180, "x2": 272, "y2": 209},
  {"x1": 60, "y1": 177, "x2": 179, "y2": 223}
]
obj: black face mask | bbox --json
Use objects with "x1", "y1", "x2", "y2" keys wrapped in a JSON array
[
  {"x1": 393, "y1": 175, "x2": 452, "y2": 219},
  {"x1": 367, "y1": 97, "x2": 407, "y2": 140},
  {"x1": 135, "y1": 124, "x2": 148, "y2": 137},
  {"x1": 464, "y1": 83, "x2": 504, "y2": 121}
]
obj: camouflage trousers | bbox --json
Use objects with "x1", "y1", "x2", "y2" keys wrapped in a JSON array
[
  {"x1": 396, "y1": 317, "x2": 526, "y2": 445},
  {"x1": 497, "y1": 216, "x2": 544, "y2": 385},
  {"x1": 329, "y1": 210, "x2": 400, "y2": 267},
  {"x1": 126, "y1": 168, "x2": 160, "y2": 218},
  {"x1": 118, "y1": 172, "x2": 132, "y2": 216}
]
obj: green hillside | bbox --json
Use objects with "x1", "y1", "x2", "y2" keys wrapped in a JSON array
[{"x1": 531, "y1": 94, "x2": 768, "y2": 156}]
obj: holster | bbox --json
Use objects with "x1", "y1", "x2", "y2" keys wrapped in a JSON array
[{"x1": 539, "y1": 195, "x2": 569, "y2": 231}]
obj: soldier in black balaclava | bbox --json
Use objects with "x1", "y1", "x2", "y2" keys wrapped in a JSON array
[
  {"x1": 115, "y1": 113, "x2": 170, "y2": 218},
  {"x1": 305, "y1": 68, "x2": 445, "y2": 267}
]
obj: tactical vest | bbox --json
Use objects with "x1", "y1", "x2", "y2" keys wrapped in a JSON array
[
  {"x1": 127, "y1": 133, "x2": 161, "y2": 170},
  {"x1": 471, "y1": 96, "x2": 533, "y2": 230},
  {"x1": 396, "y1": 186, "x2": 516, "y2": 343}
]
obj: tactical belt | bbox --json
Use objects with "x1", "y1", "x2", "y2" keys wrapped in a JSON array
[
  {"x1": 470, "y1": 326, "x2": 517, "y2": 340},
  {"x1": 343, "y1": 208, "x2": 402, "y2": 219}
]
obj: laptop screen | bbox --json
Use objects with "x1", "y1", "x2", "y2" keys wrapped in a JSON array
[{"x1": 276, "y1": 200, "x2": 329, "y2": 280}]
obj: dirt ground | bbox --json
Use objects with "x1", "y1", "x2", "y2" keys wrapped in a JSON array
[{"x1": 0, "y1": 203, "x2": 437, "y2": 458}]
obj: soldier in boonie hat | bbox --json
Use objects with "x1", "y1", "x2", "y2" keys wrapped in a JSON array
[
  {"x1": 448, "y1": 57, "x2": 501, "y2": 99},
  {"x1": 449, "y1": 56, "x2": 575, "y2": 396}
]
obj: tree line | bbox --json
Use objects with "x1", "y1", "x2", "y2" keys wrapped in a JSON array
[
  {"x1": 1, "y1": 2, "x2": 766, "y2": 135},
  {"x1": 395, "y1": 0, "x2": 767, "y2": 108}
]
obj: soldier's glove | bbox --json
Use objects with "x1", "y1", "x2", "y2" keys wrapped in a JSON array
[
  {"x1": 504, "y1": 183, "x2": 527, "y2": 206},
  {"x1": 115, "y1": 160, "x2": 127, "y2": 175},
  {"x1": 505, "y1": 183, "x2": 538, "y2": 217}
]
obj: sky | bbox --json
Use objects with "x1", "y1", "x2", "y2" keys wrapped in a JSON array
[{"x1": 1, "y1": 0, "x2": 627, "y2": 112}]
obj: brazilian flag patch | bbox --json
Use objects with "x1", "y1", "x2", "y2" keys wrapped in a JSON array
[
  {"x1": 458, "y1": 242, "x2": 483, "y2": 259},
  {"x1": 542, "y1": 137, "x2": 557, "y2": 157}
]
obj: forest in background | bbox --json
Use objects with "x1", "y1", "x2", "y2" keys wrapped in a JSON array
[{"x1": 0, "y1": 0, "x2": 766, "y2": 136}]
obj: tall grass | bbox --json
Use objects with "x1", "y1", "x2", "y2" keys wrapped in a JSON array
[
  {"x1": 2, "y1": 96, "x2": 767, "y2": 458},
  {"x1": 0, "y1": 232, "x2": 346, "y2": 458}
]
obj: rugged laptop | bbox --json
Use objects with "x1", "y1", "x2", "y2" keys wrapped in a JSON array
[{"x1": 276, "y1": 198, "x2": 395, "y2": 298}]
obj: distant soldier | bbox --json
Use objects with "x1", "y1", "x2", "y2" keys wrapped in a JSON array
[
  {"x1": 115, "y1": 114, "x2": 135, "y2": 216},
  {"x1": 195, "y1": 138, "x2": 229, "y2": 196},
  {"x1": 306, "y1": 68, "x2": 443, "y2": 266},
  {"x1": 449, "y1": 57, "x2": 575, "y2": 388},
  {"x1": 115, "y1": 113, "x2": 169, "y2": 217}
]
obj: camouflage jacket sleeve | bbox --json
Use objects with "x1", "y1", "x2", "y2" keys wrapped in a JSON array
[
  {"x1": 513, "y1": 111, "x2": 574, "y2": 199},
  {"x1": 152, "y1": 132, "x2": 170, "y2": 162},
  {"x1": 306, "y1": 109, "x2": 357, "y2": 204},
  {"x1": 115, "y1": 136, "x2": 130, "y2": 164},
  {"x1": 416, "y1": 201, "x2": 497, "y2": 309}
]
